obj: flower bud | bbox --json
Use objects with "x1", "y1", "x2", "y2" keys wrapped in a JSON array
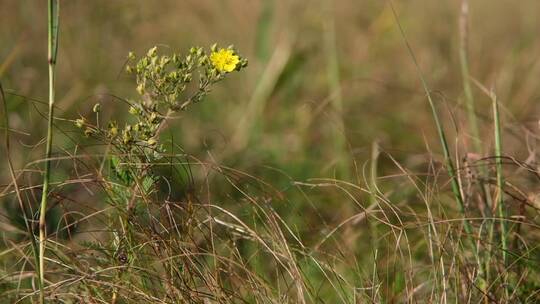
[
  {"x1": 84, "y1": 128, "x2": 94, "y2": 137},
  {"x1": 149, "y1": 112, "x2": 158, "y2": 123},
  {"x1": 109, "y1": 127, "x2": 118, "y2": 137},
  {"x1": 136, "y1": 84, "x2": 145, "y2": 95},
  {"x1": 75, "y1": 118, "x2": 85, "y2": 128},
  {"x1": 128, "y1": 106, "x2": 139, "y2": 115},
  {"x1": 147, "y1": 138, "x2": 157, "y2": 146},
  {"x1": 147, "y1": 46, "x2": 158, "y2": 57}
]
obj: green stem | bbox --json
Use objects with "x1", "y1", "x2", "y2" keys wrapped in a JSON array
[
  {"x1": 389, "y1": 1, "x2": 481, "y2": 274},
  {"x1": 459, "y1": 0, "x2": 481, "y2": 152},
  {"x1": 492, "y1": 93, "x2": 508, "y2": 297},
  {"x1": 324, "y1": 0, "x2": 350, "y2": 180},
  {"x1": 39, "y1": 1, "x2": 58, "y2": 302},
  {"x1": 459, "y1": 0, "x2": 493, "y2": 287}
]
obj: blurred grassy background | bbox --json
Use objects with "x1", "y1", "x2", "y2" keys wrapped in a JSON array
[
  {"x1": 1, "y1": 0, "x2": 540, "y2": 301},
  {"x1": 3, "y1": 0, "x2": 539, "y2": 210},
  {"x1": 2, "y1": 0, "x2": 540, "y2": 253},
  {"x1": 2, "y1": 0, "x2": 540, "y2": 172},
  {"x1": 2, "y1": 0, "x2": 540, "y2": 248}
]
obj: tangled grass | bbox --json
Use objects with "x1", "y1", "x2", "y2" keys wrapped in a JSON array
[{"x1": 1, "y1": 0, "x2": 540, "y2": 303}]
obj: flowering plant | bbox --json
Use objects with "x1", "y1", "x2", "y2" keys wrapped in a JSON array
[
  {"x1": 76, "y1": 45, "x2": 247, "y2": 157},
  {"x1": 72, "y1": 45, "x2": 246, "y2": 268}
]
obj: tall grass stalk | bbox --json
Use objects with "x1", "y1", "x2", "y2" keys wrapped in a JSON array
[
  {"x1": 459, "y1": 0, "x2": 482, "y2": 152},
  {"x1": 459, "y1": 1, "x2": 495, "y2": 289},
  {"x1": 323, "y1": 0, "x2": 350, "y2": 180},
  {"x1": 388, "y1": 1, "x2": 481, "y2": 271},
  {"x1": 38, "y1": 0, "x2": 59, "y2": 302},
  {"x1": 491, "y1": 91, "x2": 508, "y2": 296}
]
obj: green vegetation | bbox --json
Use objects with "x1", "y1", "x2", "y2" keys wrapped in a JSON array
[{"x1": 1, "y1": 1, "x2": 539, "y2": 303}]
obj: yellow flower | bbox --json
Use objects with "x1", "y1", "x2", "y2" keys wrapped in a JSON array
[{"x1": 210, "y1": 48, "x2": 240, "y2": 73}]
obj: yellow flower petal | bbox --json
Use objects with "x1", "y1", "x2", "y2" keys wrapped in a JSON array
[{"x1": 210, "y1": 48, "x2": 240, "y2": 72}]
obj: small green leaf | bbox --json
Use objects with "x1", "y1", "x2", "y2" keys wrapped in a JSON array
[{"x1": 142, "y1": 176, "x2": 155, "y2": 192}]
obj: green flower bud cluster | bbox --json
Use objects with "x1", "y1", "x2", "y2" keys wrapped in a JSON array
[
  {"x1": 75, "y1": 45, "x2": 246, "y2": 160},
  {"x1": 126, "y1": 45, "x2": 246, "y2": 112},
  {"x1": 117, "y1": 104, "x2": 161, "y2": 149}
]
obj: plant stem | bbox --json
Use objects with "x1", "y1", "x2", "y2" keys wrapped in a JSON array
[
  {"x1": 324, "y1": 0, "x2": 350, "y2": 180},
  {"x1": 39, "y1": 1, "x2": 58, "y2": 302},
  {"x1": 492, "y1": 92, "x2": 508, "y2": 297},
  {"x1": 459, "y1": 0, "x2": 481, "y2": 152},
  {"x1": 459, "y1": 1, "x2": 494, "y2": 288},
  {"x1": 389, "y1": 1, "x2": 481, "y2": 274}
]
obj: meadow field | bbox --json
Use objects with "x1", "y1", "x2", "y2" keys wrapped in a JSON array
[{"x1": 1, "y1": 1, "x2": 539, "y2": 303}]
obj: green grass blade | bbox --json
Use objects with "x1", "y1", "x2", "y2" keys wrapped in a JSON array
[
  {"x1": 459, "y1": 0, "x2": 481, "y2": 153},
  {"x1": 324, "y1": 1, "x2": 350, "y2": 180},
  {"x1": 491, "y1": 91, "x2": 508, "y2": 297},
  {"x1": 388, "y1": 1, "x2": 480, "y2": 273}
]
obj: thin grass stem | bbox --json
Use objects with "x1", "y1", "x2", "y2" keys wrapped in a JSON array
[
  {"x1": 459, "y1": 1, "x2": 495, "y2": 291},
  {"x1": 1, "y1": 82, "x2": 41, "y2": 299},
  {"x1": 459, "y1": 0, "x2": 481, "y2": 153},
  {"x1": 38, "y1": 1, "x2": 59, "y2": 302},
  {"x1": 388, "y1": 0, "x2": 481, "y2": 274},
  {"x1": 491, "y1": 91, "x2": 508, "y2": 297},
  {"x1": 324, "y1": 0, "x2": 350, "y2": 180}
]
